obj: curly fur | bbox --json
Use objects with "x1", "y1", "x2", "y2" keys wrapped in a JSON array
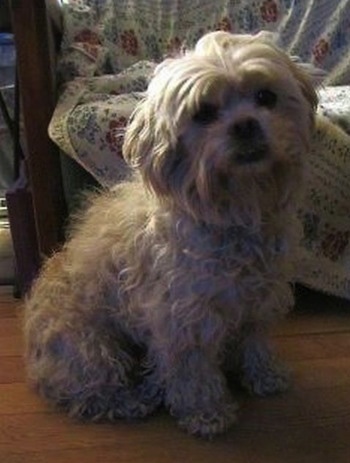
[{"x1": 24, "y1": 31, "x2": 319, "y2": 438}]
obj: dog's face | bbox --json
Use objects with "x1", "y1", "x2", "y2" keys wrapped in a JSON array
[{"x1": 123, "y1": 31, "x2": 319, "y2": 226}]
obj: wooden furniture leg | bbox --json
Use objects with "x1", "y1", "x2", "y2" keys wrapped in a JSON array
[{"x1": 8, "y1": 0, "x2": 67, "y2": 294}]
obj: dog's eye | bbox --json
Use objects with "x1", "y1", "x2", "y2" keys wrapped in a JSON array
[
  {"x1": 255, "y1": 89, "x2": 277, "y2": 109},
  {"x1": 193, "y1": 103, "x2": 219, "y2": 125}
]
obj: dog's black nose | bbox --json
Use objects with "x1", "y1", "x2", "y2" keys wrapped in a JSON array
[
  {"x1": 229, "y1": 117, "x2": 268, "y2": 165},
  {"x1": 231, "y1": 117, "x2": 264, "y2": 141}
]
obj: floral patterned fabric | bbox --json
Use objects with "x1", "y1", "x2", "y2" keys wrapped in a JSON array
[
  {"x1": 49, "y1": 0, "x2": 350, "y2": 300},
  {"x1": 56, "y1": 0, "x2": 350, "y2": 85},
  {"x1": 299, "y1": 112, "x2": 350, "y2": 299}
]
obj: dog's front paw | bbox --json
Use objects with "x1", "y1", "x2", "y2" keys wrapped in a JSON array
[
  {"x1": 241, "y1": 359, "x2": 290, "y2": 397},
  {"x1": 178, "y1": 402, "x2": 239, "y2": 439}
]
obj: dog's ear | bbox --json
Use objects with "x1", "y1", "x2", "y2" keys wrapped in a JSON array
[
  {"x1": 123, "y1": 57, "x2": 179, "y2": 172},
  {"x1": 124, "y1": 55, "x2": 199, "y2": 196},
  {"x1": 123, "y1": 98, "x2": 176, "y2": 196},
  {"x1": 290, "y1": 60, "x2": 325, "y2": 113},
  {"x1": 290, "y1": 56, "x2": 326, "y2": 87},
  {"x1": 123, "y1": 100, "x2": 152, "y2": 169}
]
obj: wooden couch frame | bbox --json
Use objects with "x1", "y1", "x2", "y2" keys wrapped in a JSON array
[{"x1": 8, "y1": 0, "x2": 67, "y2": 293}]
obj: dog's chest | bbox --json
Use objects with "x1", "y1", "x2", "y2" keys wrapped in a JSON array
[
  {"x1": 178, "y1": 226, "x2": 285, "y2": 296},
  {"x1": 215, "y1": 227, "x2": 292, "y2": 315}
]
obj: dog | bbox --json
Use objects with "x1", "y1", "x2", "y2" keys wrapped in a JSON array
[{"x1": 24, "y1": 31, "x2": 319, "y2": 438}]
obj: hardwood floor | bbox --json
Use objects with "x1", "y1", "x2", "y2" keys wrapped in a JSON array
[{"x1": 1, "y1": 285, "x2": 350, "y2": 463}]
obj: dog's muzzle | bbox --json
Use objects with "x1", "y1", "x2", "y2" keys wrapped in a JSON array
[{"x1": 229, "y1": 117, "x2": 269, "y2": 165}]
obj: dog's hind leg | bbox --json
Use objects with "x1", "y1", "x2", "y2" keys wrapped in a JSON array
[
  {"x1": 26, "y1": 315, "x2": 162, "y2": 421},
  {"x1": 24, "y1": 256, "x2": 162, "y2": 422}
]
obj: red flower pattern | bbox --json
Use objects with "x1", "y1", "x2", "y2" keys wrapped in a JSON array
[
  {"x1": 80, "y1": 43, "x2": 100, "y2": 59},
  {"x1": 217, "y1": 17, "x2": 233, "y2": 32},
  {"x1": 105, "y1": 117, "x2": 128, "y2": 157},
  {"x1": 120, "y1": 30, "x2": 139, "y2": 56},
  {"x1": 312, "y1": 38, "x2": 330, "y2": 63},
  {"x1": 260, "y1": 0, "x2": 279, "y2": 23},
  {"x1": 74, "y1": 29, "x2": 101, "y2": 45},
  {"x1": 166, "y1": 36, "x2": 183, "y2": 55}
]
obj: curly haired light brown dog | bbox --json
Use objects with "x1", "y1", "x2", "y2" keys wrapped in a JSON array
[{"x1": 24, "y1": 31, "x2": 320, "y2": 438}]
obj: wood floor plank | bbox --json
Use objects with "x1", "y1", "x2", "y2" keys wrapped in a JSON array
[
  {"x1": 0, "y1": 356, "x2": 25, "y2": 384},
  {"x1": 0, "y1": 412, "x2": 180, "y2": 454},
  {"x1": 290, "y1": 357, "x2": 350, "y2": 389},
  {"x1": 0, "y1": 387, "x2": 350, "y2": 462},
  {"x1": 0, "y1": 334, "x2": 23, "y2": 356},
  {"x1": 239, "y1": 386, "x2": 350, "y2": 430},
  {"x1": 273, "y1": 331, "x2": 350, "y2": 361},
  {"x1": 2, "y1": 441, "x2": 350, "y2": 463},
  {"x1": 2, "y1": 447, "x2": 229, "y2": 463},
  {"x1": 0, "y1": 317, "x2": 22, "y2": 337},
  {"x1": 274, "y1": 310, "x2": 350, "y2": 336},
  {"x1": 0, "y1": 383, "x2": 49, "y2": 414},
  {"x1": 0, "y1": 304, "x2": 20, "y2": 319}
]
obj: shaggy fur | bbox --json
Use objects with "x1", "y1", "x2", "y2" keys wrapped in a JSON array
[{"x1": 24, "y1": 31, "x2": 319, "y2": 438}]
